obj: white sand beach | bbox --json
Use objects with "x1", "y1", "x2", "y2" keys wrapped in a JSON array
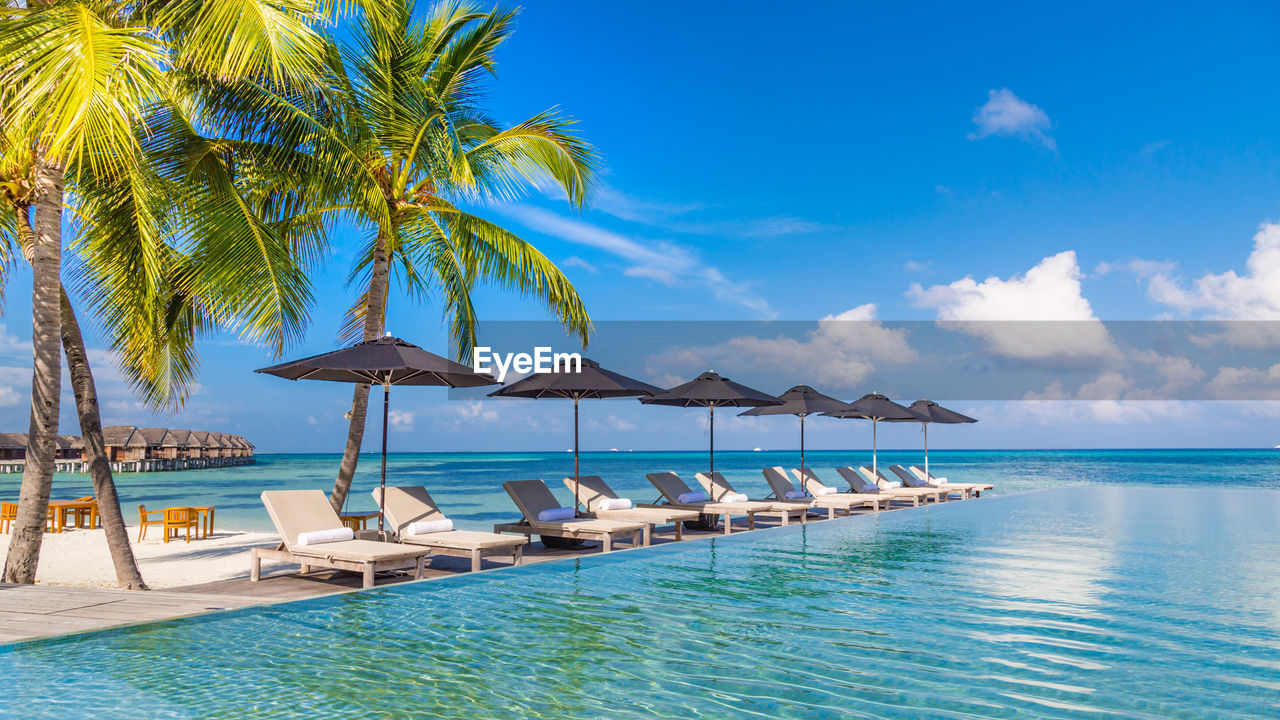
[{"x1": 0, "y1": 528, "x2": 289, "y2": 589}]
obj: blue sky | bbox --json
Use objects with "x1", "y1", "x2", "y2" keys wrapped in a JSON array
[{"x1": 4, "y1": 0, "x2": 1280, "y2": 452}]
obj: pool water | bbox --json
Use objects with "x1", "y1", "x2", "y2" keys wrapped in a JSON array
[{"x1": 3, "y1": 486, "x2": 1279, "y2": 718}]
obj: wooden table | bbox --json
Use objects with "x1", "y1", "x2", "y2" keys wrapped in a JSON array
[
  {"x1": 189, "y1": 506, "x2": 215, "y2": 538},
  {"x1": 339, "y1": 511, "x2": 380, "y2": 531},
  {"x1": 46, "y1": 499, "x2": 97, "y2": 533}
]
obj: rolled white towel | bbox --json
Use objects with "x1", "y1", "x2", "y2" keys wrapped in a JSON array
[
  {"x1": 883, "y1": 480, "x2": 903, "y2": 489},
  {"x1": 296, "y1": 527, "x2": 353, "y2": 546},
  {"x1": 812, "y1": 486, "x2": 837, "y2": 496},
  {"x1": 677, "y1": 491, "x2": 708, "y2": 503},
  {"x1": 934, "y1": 477, "x2": 949, "y2": 484},
  {"x1": 407, "y1": 519, "x2": 453, "y2": 535},
  {"x1": 722, "y1": 492, "x2": 749, "y2": 503},
  {"x1": 784, "y1": 490, "x2": 808, "y2": 500},
  {"x1": 597, "y1": 497, "x2": 633, "y2": 511},
  {"x1": 537, "y1": 507, "x2": 576, "y2": 522}
]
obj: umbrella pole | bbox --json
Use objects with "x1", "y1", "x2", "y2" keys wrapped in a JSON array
[
  {"x1": 799, "y1": 414, "x2": 806, "y2": 494},
  {"x1": 573, "y1": 395, "x2": 580, "y2": 512},
  {"x1": 872, "y1": 418, "x2": 878, "y2": 479},
  {"x1": 923, "y1": 422, "x2": 929, "y2": 480},
  {"x1": 709, "y1": 404, "x2": 715, "y2": 474},
  {"x1": 378, "y1": 382, "x2": 389, "y2": 535}
]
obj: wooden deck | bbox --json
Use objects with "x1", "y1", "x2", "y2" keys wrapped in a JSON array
[{"x1": 0, "y1": 506, "x2": 894, "y2": 645}]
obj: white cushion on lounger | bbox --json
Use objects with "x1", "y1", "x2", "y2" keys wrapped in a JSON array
[
  {"x1": 597, "y1": 497, "x2": 633, "y2": 511},
  {"x1": 407, "y1": 519, "x2": 453, "y2": 535},
  {"x1": 812, "y1": 486, "x2": 837, "y2": 496},
  {"x1": 296, "y1": 527, "x2": 353, "y2": 546},
  {"x1": 537, "y1": 507, "x2": 575, "y2": 522},
  {"x1": 722, "y1": 492, "x2": 749, "y2": 503},
  {"x1": 677, "y1": 491, "x2": 707, "y2": 503},
  {"x1": 784, "y1": 490, "x2": 808, "y2": 500}
]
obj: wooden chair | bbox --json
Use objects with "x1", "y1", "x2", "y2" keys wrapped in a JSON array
[
  {"x1": 138, "y1": 505, "x2": 167, "y2": 541},
  {"x1": 73, "y1": 496, "x2": 96, "y2": 529},
  {"x1": 0, "y1": 502, "x2": 16, "y2": 534},
  {"x1": 162, "y1": 507, "x2": 199, "y2": 543}
]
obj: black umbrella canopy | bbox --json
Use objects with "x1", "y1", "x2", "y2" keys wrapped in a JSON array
[
  {"x1": 641, "y1": 371, "x2": 781, "y2": 474},
  {"x1": 255, "y1": 336, "x2": 497, "y2": 535},
  {"x1": 641, "y1": 371, "x2": 782, "y2": 408},
  {"x1": 907, "y1": 399, "x2": 977, "y2": 424},
  {"x1": 255, "y1": 335, "x2": 496, "y2": 388},
  {"x1": 738, "y1": 385, "x2": 850, "y2": 417},
  {"x1": 822, "y1": 392, "x2": 915, "y2": 478},
  {"x1": 739, "y1": 385, "x2": 850, "y2": 493},
  {"x1": 488, "y1": 359, "x2": 662, "y2": 510},
  {"x1": 488, "y1": 358, "x2": 664, "y2": 399},
  {"x1": 904, "y1": 400, "x2": 977, "y2": 480},
  {"x1": 825, "y1": 392, "x2": 917, "y2": 421}
]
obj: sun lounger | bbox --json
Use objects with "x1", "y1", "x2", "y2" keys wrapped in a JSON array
[
  {"x1": 887, "y1": 465, "x2": 969, "y2": 500},
  {"x1": 373, "y1": 487, "x2": 527, "y2": 571},
  {"x1": 857, "y1": 465, "x2": 946, "y2": 504},
  {"x1": 645, "y1": 471, "x2": 774, "y2": 535},
  {"x1": 835, "y1": 467, "x2": 941, "y2": 507},
  {"x1": 761, "y1": 467, "x2": 880, "y2": 518},
  {"x1": 563, "y1": 476, "x2": 700, "y2": 541},
  {"x1": 907, "y1": 465, "x2": 993, "y2": 497},
  {"x1": 495, "y1": 480, "x2": 646, "y2": 551},
  {"x1": 790, "y1": 468, "x2": 889, "y2": 512},
  {"x1": 695, "y1": 472, "x2": 811, "y2": 525},
  {"x1": 254, "y1": 490, "x2": 429, "y2": 588}
]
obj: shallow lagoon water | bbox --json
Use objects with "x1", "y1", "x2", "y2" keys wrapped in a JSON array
[
  {"x1": 0, "y1": 448, "x2": 1277, "y2": 532},
  {"x1": 3, "y1": 486, "x2": 1278, "y2": 718}
]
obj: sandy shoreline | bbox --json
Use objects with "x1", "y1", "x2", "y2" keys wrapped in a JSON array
[{"x1": 0, "y1": 527, "x2": 291, "y2": 589}]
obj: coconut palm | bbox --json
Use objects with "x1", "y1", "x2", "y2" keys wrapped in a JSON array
[
  {"x1": 0, "y1": 0, "x2": 329, "y2": 585},
  {"x1": 290, "y1": 1, "x2": 597, "y2": 511}
]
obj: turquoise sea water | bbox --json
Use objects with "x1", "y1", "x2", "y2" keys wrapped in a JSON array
[
  {"x1": 0, "y1": 449, "x2": 1277, "y2": 532},
  {"x1": 2, "y1": 486, "x2": 1278, "y2": 718}
]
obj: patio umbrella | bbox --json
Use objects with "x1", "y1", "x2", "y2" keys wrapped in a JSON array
[
  {"x1": 256, "y1": 335, "x2": 497, "y2": 534},
  {"x1": 738, "y1": 385, "x2": 850, "y2": 493},
  {"x1": 823, "y1": 392, "x2": 916, "y2": 479},
  {"x1": 488, "y1": 358, "x2": 662, "y2": 510},
  {"x1": 640, "y1": 371, "x2": 781, "y2": 474},
  {"x1": 903, "y1": 399, "x2": 977, "y2": 480}
]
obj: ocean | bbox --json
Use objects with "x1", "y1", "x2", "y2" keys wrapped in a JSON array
[{"x1": 1, "y1": 448, "x2": 1277, "y2": 533}]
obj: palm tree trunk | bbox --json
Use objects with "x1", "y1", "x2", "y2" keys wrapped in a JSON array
[
  {"x1": 330, "y1": 225, "x2": 392, "y2": 511},
  {"x1": 3, "y1": 159, "x2": 63, "y2": 585},
  {"x1": 59, "y1": 286, "x2": 148, "y2": 590}
]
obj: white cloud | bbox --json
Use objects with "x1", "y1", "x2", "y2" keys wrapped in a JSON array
[
  {"x1": 908, "y1": 250, "x2": 1117, "y2": 363},
  {"x1": 1206, "y1": 364, "x2": 1280, "y2": 400},
  {"x1": 497, "y1": 204, "x2": 774, "y2": 317},
  {"x1": 590, "y1": 185, "x2": 824, "y2": 238},
  {"x1": 1145, "y1": 222, "x2": 1280, "y2": 319},
  {"x1": 967, "y1": 88, "x2": 1056, "y2": 151},
  {"x1": 387, "y1": 409, "x2": 415, "y2": 431},
  {"x1": 0, "y1": 384, "x2": 19, "y2": 407},
  {"x1": 904, "y1": 259, "x2": 931, "y2": 273},
  {"x1": 644, "y1": 303, "x2": 915, "y2": 391},
  {"x1": 561, "y1": 256, "x2": 598, "y2": 274},
  {"x1": 590, "y1": 186, "x2": 703, "y2": 223},
  {"x1": 666, "y1": 216, "x2": 827, "y2": 238},
  {"x1": 1093, "y1": 258, "x2": 1176, "y2": 279}
]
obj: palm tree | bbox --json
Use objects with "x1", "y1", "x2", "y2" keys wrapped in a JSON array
[
  {"x1": 0, "y1": 0, "x2": 328, "y2": 585},
  {"x1": 303, "y1": 2, "x2": 598, "y2": 511}
]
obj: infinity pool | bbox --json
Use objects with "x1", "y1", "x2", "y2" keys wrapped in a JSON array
[{"x1": 3, "y1": 487, "x2": 1279, "y2": 718}]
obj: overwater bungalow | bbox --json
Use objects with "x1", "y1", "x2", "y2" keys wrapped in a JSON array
[{"x1": 0, "y1": 426, "x2": 254, "y2": 473}]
